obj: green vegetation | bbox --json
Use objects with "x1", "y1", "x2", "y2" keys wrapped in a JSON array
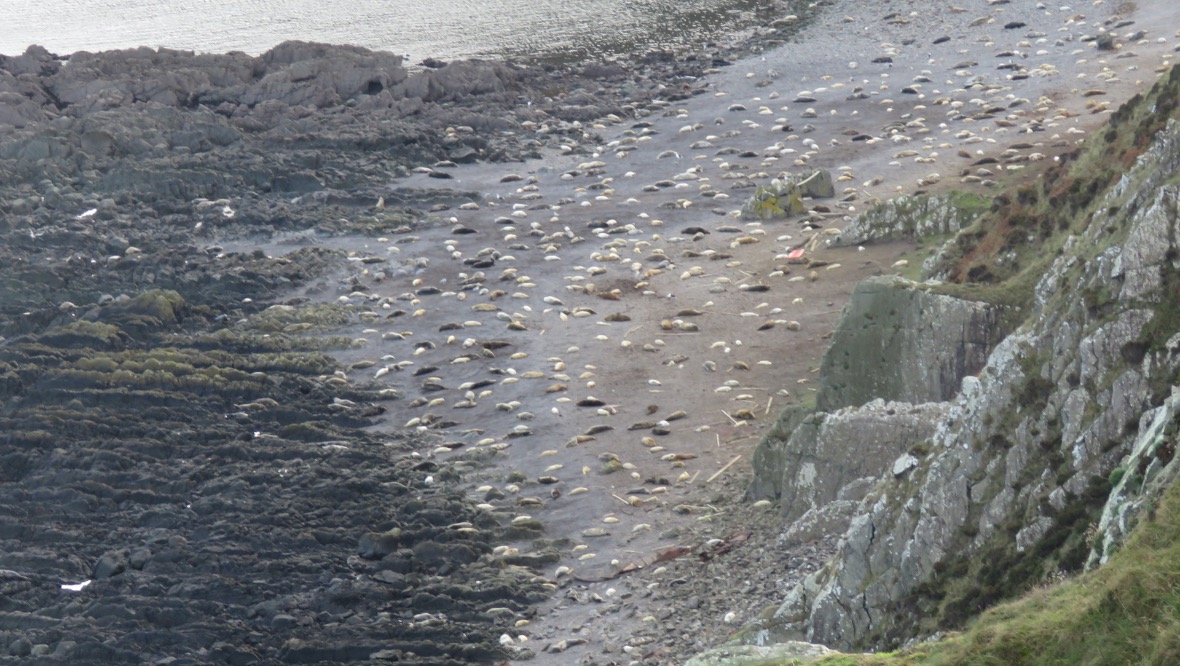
[
  {"x1": 943, "y1": 190, "x2": 991, "y2": 216},
  {"x1": 804, "y1": 472, "x2": 1180, "y2": 666},
  {"x1": 1109, "y1": 466, "x2": 1126, "y2": 489},
  {"x1": 245, "y1": 302, "x2": 358, "y2": 334},
  {"x1": 926, "y1": 65, "x2": 1180, "y2": 328},
  {"x1": 889, "y1": 473, "x2": 1109, "y2": 646}
]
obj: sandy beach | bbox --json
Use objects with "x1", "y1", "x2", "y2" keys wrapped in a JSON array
[
  {"x1": 290, "y1": 0, "x2": 1180, "y2": 661},
  {"x1": 1, "y1": 0, "x2": 1178, "y2": 663}
]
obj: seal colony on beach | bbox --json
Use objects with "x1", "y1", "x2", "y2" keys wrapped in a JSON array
[{"x1": 227, "y1": 0, "x2": 1180, "y2": 661}]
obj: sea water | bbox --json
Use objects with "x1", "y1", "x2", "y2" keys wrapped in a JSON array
[{"x1": 1, "y1": 0, "x2": 779, "y2": 61}]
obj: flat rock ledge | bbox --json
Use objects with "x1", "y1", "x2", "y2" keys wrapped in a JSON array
[{"x1": 684, "y1": 641, "x2": 837, "y2": 666}]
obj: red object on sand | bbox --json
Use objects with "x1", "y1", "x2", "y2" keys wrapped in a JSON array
[{"x1": 786, "y1": 248, "x2": 806, "y2": 262}]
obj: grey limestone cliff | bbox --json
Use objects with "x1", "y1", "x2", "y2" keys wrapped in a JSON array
[
  {"x1": 748, "y1": 276, "x2": 1005, "y2": 508},
  {"x1": 735, "y1": 61, "x2": 1180, "y2": 655},
  {"x1": 816, "y1": 276, "x2": 1005, "y2": 413},
  {"x1": 752, "y1": 112, "x2": 1180, "y2": 651},
  {"x1": 835, "y1": 192, "x2": 990, "y2": 246},
  {"x1": 764, "y1": 400, "x2": 953, "y2": 546}
]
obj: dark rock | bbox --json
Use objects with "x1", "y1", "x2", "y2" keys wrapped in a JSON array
[
  {"x1": 448, "y1": 146, "x2": 480, "y2": 163},
  {"x1": 128, "y1": 547, "x2": 152, "y2": 570},
  {"x1": 395, "y1": 59, "x2": 520, "y2": 103},
  {"x1": 0, "y1": 569, "x2": 34, "y2": 595},
  {"x1": 7, "y1": 636, "x2": 31, "y2": 657},
  {"x1": 358, "y1": 529, "x2": 403, "y2": 559},
  {"x1": 371, "y1": 570, "x2": 406, "y2": 585},
  {"x1": 93, "y1": 549, "x2": 129, "y2": 579}
]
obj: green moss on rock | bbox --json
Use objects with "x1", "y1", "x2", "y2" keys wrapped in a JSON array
[{"x1": 38, "y1": 320, "x2": 129, "y2": 351}]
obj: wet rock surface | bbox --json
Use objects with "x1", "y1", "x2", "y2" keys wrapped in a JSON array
[
  {"x1": 0, "y1": 290, "x2": 554, "y2": 664},
  {"x1": 0, "y1": 11, "x2": 828, "y2": 664}
]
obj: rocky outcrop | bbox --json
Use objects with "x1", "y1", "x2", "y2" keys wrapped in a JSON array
[
  {"x1": 31, "y1": 41, "x2": 406, "y2": 113},
  {"x1": 0, "y1": 43, "x2": 486, "y2": 203},
  {"x1": 749, "y1": 276, "x2": 1005, "y2": 503},
  {"x1": 816, "y1": 276, "x2": 1006, "y2": 412},
  {"x1": 834, "y1": 192, "x2": 989, "y2": 246},
  {"x1": 9, "y1": 41, "x2": 528, "y2": 115},
  {"x1": 740, "y1": 169, "x2": 834, "y2": 220},
  {"x1": 0, "y1": 41, "x2": 608, "y2": 209},
  {"x1": 1087, "y1": 389, "x2": 1180, "y2": 569},
  {"x1": 753, "y1": 108, "x2": 1180, "y2": 651},
  {"x1": 754, "y1": 399, "x2": 951, "y2": 545}
]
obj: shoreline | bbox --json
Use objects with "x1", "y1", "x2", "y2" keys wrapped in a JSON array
[
  {"x1": 0, "y1": 0, "x2": 808, "y2": 70},
  {"x1": 1, "y1": 0, "x2": 1178, "y2": 664}
]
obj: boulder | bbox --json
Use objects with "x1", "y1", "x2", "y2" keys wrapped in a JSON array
[
  {"x1": 794, "y1": 168, "x2": 834, "y2": 199},
  {"x1": 740, "y1": 170, "x2": 832, "y2": 220},
  {"x1": 93, "y1": 549, "x2": 129, "y2": 579},
  {"x1": 0, "y1": 91, "x2": 49, "y2": 128},
  {"x1": 817, "y1": 276, "x2": 1006, "y2": 412},
  {"x1": 242, "y1": 41, "x2": 406, "y2": 108}
]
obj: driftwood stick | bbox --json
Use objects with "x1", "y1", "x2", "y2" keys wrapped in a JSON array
[{"x1": 706, "y1": 454, "x2": 742, "y2": 483}]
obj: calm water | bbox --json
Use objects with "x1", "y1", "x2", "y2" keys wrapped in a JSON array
[{"x1": 1, "y1": 0, "x2": 777, "y2": 61}]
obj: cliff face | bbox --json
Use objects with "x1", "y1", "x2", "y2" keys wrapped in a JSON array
[
  {"x1": 815, "y1": 276, "x2": 1005, "y2": 413},
  {"x1": 745, "y1": 67, "x2": 1180, "y2": 651},
  {"x1": 749, "y1": 277, "x2": 1006, "y2": 506},
  {"x1": 1088, "y1": 389, "x2": 1180, "y2": 571}
]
